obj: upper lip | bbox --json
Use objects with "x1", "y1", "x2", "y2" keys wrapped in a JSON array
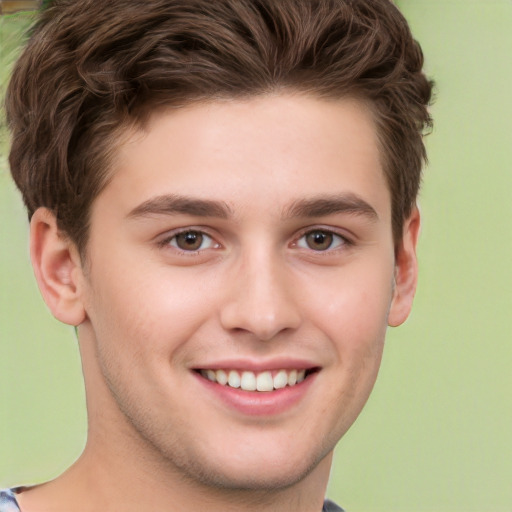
[{"x1": 192, "y1": 358, "x2": 320, "y2": 372}]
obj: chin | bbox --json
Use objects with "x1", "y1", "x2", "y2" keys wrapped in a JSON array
[
  {"x1": 167, "y1": 439, "x2": 332, "y2": 493},
  {"x1": 188, "y1": 460, "x2": 318, "y2": 492}
]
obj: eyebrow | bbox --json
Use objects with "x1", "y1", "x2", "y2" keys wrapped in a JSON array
[
  {"x1": 283, "y1": 193, "x2": 379, "y2": 221},
  {"x1": 127, "y1": 192, "x2": 378, "y2": 222},
  {"x1": 127, "y1": 194, "x2": 232, "y2": 219}
]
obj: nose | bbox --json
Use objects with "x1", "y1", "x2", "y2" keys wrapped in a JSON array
[{"x1": 219, "y1": 249, "x2": 302, "y2": 341}]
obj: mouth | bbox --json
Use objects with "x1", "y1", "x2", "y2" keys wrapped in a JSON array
[{"x1": 195, "y1": 368, "x2": 319, "y2": 392}]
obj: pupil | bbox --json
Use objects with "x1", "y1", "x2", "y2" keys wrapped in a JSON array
[
  {"x1": 307, "y1": 231, "x2": 332, "y2": 250},
  {"x1": 177, "y1": 231, "x2": 202, "y2": 250}
]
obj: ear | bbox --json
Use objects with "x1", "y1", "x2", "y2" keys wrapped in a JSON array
[
  {"x1": 388, "y1": 206, "x2": 421, "y2": 327},
  {"x1": 30, "y1": 207, "x2": 87, "y2": 326}
]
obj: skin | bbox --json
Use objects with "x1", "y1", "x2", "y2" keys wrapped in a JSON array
[{"x1": 21, "y1": 93, "x2": 420, "y2": 512}]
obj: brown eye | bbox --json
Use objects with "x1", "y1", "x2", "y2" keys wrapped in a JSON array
[
  {"x1": 305, "y1": 230, "x2": 333, "y2": 250},
  {"x1": 297, "y1": 230, "x2": 345, "y2": 251},
  {"x1": 171, "y1": 231, "x2": 213, "y2": 251}
]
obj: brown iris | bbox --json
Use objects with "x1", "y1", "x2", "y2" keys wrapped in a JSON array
[
  {"x1": 174, "y1": 231, "x2": 204, "y2": 251},
  {"x1": 305, "y1": 230, "x2": 334, "y2": 251}
]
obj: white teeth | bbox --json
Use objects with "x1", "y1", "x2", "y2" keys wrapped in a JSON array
[
  {"x1": 256, "y1": 371, "x2": 274, "y2": 392},
  {"x1": 216, "y1": 369, "x2": 228, "y2": 386},
  {"x1": 241, "y1": 371, "x2": 257, "y2": 391},
  {"x1": 201, "y1": 368, "x2": 312, "y2": 391},
  {"x1": 273, "y1": 370, "x2": 288, "y2": 389},
  {"x1": 228, "y1": 370, "x2": 241, "y2": 388}
]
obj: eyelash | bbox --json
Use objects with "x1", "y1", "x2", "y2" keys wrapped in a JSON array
[{"x1": 157, "y1": 227, "x2": 353, "y2": 255}]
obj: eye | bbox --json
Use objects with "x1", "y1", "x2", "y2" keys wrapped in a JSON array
[
  {"x1": 296, "y1": 229, "x2": 346, "y2": 251},
  {"x1": 168, "y1": 230, "x2": 217, "y2": 251}
]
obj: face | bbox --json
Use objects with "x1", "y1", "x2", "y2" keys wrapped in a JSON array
[{"x1": 72, "y1": 94, "x2": 417, "y2": 490}]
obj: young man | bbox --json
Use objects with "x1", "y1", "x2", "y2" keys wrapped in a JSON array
[{"x1": 1, "y1": 0, "x2": 433, "y2": 510}]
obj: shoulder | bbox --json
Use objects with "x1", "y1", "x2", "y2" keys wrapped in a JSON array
[
  {"x1": 0, "y1": 489, "x2": 21, "y2": 512},
  {"x1": 323, "y1": 498, "x2": 346, "y2": 512}
]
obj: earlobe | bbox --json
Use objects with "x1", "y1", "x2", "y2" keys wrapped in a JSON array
[
  {"x1": 388, "y1": 206, "x2": 421, "y2": 327},
  {"x1": 30, "y1": 207, "x2": 87, "y2": 326}
]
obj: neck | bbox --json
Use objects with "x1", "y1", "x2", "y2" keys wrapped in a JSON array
[{"x1": 17, "y1": 437, "x2": 332, "y2": 512}]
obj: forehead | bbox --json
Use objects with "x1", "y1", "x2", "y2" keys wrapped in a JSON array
[{"x1": 94, "y1": 94, "x2": 390, "y2": 224}]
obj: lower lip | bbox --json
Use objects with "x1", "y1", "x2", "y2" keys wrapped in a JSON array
[{"x1": 193, "y1": 371, "x2": 317, "y2": 416}]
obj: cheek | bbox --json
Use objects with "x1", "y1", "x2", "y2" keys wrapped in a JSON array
[
  {"x1": 83, "y1": 258, "x2": 219, "y2": 362},
  {"x1": 313, "y1": 266, "x2": 392, "y2": 415},
  {"x1": 306, "y1": 261, "x2": 394, "y2": 349}
]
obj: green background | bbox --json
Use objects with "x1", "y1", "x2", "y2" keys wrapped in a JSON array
[{"x1": 1, "y1": 1, "x2": 511, "y2": 510}]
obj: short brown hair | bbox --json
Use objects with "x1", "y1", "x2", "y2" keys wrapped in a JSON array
[{"x1": 6, "y1": 0, "x2": 433, "y2": 254}]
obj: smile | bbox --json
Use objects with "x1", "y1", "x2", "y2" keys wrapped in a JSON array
[{"x1": 198, "y1": 369, "x2": 311, "y2": 392}]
